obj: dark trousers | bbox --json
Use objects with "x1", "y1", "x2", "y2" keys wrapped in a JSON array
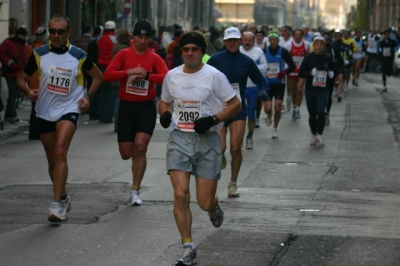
[
  {"x1": 305, "y1": 89, "x2": 328, "y2": 135},
  {"x1": 4, "y1": 77, "x2": 18, "y2": 118},
  {"x1": 98, "y1": 81, "x2": 117, "y2": 123},
  {"x1": 325, "y1": 82, "x2": 334, "y2": 114},
  {"x1": 381, "y1": 58, "x2": 394, "y2": 86}
]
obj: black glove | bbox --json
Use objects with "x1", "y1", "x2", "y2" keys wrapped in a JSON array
[
  {"x1": 194, "y1": 116, "x2": 215, "y2": 134},
  {"x1": 160, "y1": 111, "x2": 172, "y2": 128}
]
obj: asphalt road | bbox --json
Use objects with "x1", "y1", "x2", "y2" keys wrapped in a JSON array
[{"x1": 0, "y1": 73, "x2": 400, "y2": 266}]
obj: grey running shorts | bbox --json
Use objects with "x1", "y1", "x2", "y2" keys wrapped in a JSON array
[{"x1": 166, "y1": 129, "x2": 222, "y2": 180}]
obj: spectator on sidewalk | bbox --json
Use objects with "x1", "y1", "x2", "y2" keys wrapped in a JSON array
[
  {"x1": 97, "y1": 21, "x2": 117, "y2": 123},
  {"x1": 0, "y1": 27, "x2": 29, "y2": 123}
]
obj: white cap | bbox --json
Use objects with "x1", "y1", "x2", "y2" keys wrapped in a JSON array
[
  {"x1": 313, "y1": 35, "x2": 325, "y2": 42},
  {"x1": 105, "y1": 21, "x2": 116, "y2": 30},
  {"x1": 223, "y1": 27, "x2": 241, "y2": 40}
]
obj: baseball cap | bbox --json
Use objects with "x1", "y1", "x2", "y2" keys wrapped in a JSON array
[
  {"x1": 133, "y1": 20, "x2": 152, "y2": 37},
  {"x1": 223, "y1": 27, "x2": 241, "y2": 40},
  {"x1": 104, "y1": 21, "x2": 116, "y2": 30},
  {"x1": 313, "y1": 35, "x2": 325, "y2": 42}
]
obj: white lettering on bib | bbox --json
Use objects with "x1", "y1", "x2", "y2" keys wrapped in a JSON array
[
  {"x1": 126, "y1": 79, "x2": 149, "y2": 96},
  {"x1": 312, "y1": 71, "x2": 327, "y2": 87},
  {"x1": 383, "y1": 47, "x2": 391, "y2": 57},
  {"x1": 175, "y1": 99, "x2": 201, "y2": 132},
  {"x1": 292, "y1": 56, "x2": 304, "y2": 67},
  {"x1": 267, "y1": 63, "x2": 280, "y2": 78},
  {"x1": 46, "y1": 66, "x2": 73, "y2": 95},
  {"x1": 231, "y1": 83, "x2": 241, "y2": 103}
]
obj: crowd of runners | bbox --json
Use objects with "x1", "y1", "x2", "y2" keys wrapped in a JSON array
[{"x1": 5, "y1": 14, "x2": 400, "y2": 265}]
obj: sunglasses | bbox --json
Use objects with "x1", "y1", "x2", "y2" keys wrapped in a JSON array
[
  {"x1": 49, "y1": 28, "x2": 67, "y2": 35},
  {"x1": 181, "y1": 46, "x2": 201, "y2": 53}
]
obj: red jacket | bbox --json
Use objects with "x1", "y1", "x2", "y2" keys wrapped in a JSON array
[
  {"x1": 0, "y1": 36, "x2": 28, "y2": 78},
  {"x1": 97, "y1": 31, "x2": 117, "y2": 69}
]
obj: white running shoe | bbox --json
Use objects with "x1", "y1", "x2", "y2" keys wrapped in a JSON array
[
  {"x1": 245, "y1": 138, "x2": 253, "y2": 149},
  {"x1": 228, "y1": 182, "x2": 240, "y2": 197},
  {"x1": 48, "y1": 201, "x2": 67, "y2": 222},
  {"x1": 176, "y1": 244, "x2": 197, "y2": 265},
  {"x1": 310, "y1": 135, "x2": 317, "y2": 146},
  {"x1": 344, "y1": 84, "x2": 349, "y2": 92},
  {"x1": 130, "y1": 190, "x2": 143, "y2": 206},
  {"x1": 60, "y1": 195, "x2": 72, "y2": 213},
  {"x1": 255, "y1": 118, "x2": 260, "y2": 128},
  {"x1": 272, "y1": 129, "x2": 278, "y2": 139},
  {"x1": 316, "y1": 135, "x2": 325, "y2": 147}
]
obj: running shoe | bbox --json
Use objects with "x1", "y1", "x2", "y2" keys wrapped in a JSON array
[
  {"x1": 265, "y1": 114, "x2": 272, "y2": 126},
  {"x1": 176, "y1": 244, "x2": 197, "y2": 266},
  {"x1": 316, "y1": 135, "x2": 325, "y2": 147},
  {"x1": 5, "y1": 117, "x2": 19, "y2": 123},
  {"x1": 272, "y1": 128, "x2": 278, "y2": 139},
  {"x1": 281, "y1": 104, "x2": 285, "y2": 113},
  {"x1": 354, "y1": 79, "x2": 358, "y2": 86},
  {"x1": 325, "y1": 114, "x2": 330, "y2": 126},
  {"x1": 255, "y1": 118, "x2": 260, "y2": 128},
  {"x1": 344, "y1": 84, "x2": 349, "y2": 92},
  {"x1": 382, "y1": 87, "x2": 387, "y2": 92},
  {"x1": 209, "y1": 204, "x2": 224, "y2": 228},
  {"x1": 295, "y1": 110, "x2": 301, "y2": 120},
  {"x1": 292, "y1": 110, "x2": 296, "y2": 121},
  {"x1": 310, "y1": 135, "x2": 317, "y2": 146},
  {"x1": 352, "y1": 78, "x2": 355, "y2": 86},
  {"x1": 60, "y1": 195, "x2": 72, "y2": 213},
  {"x1": 228, "y1": 182, "x2": 239, "y2": 197},
  {"x1": 245, "y1": 138, "x2": 253, "y2": 149},
  {"x1": 48, "y1": 201, "x2": 67, "y2": 222},
  {"x1": 130, "y1": 191, "x2": 143, "y2": 206},
  {"x1": 221, "y1": 153, "x2": 227, "y2": 169},
  {"x1": 338, "y1": 96, "x2": 342, "y2": 103}
]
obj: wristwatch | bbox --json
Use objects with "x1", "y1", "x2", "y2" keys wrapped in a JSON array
[{"x1": 212, "y1": 115, "x2": 220, "y2": 125}]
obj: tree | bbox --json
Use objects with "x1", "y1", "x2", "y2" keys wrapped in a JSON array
[{"x1": 353, "y1": 0, "x2": 369, "y2": 31}]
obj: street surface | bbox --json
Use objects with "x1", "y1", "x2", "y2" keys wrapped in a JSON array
[{"x1": 1, "y1": 73, "x2": 400, "y2": 265}]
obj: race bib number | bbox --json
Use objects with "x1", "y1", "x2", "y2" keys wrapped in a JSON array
[
  {"x1": 267, "y1": 63, "x2": 280, "y2": 78},
  {"x1": 46, "y1": 66, "x2": 73, "y2": 95},
  {"x1": 312, "y1": 71, "x2": 327, "y2": 87},
  {"x1": 231, "y1": 83, "x2": 241, "y2": 102},
  {"x1": 383, "y1": 47, "x2": 391, "y2": 57},
  {"x1": 292, "y1": 56, "x2": 304, "y2": 67},
  {"x1": 174, "y1": 99, "x2": 201, "y2": 132},
  {"x1": 126, "y1": 79, "x2": 149, "y2": 96}
]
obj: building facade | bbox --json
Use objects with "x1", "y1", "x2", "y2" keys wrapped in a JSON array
[
  {"x1": 0, "y1": 0, "x2": 216, "y2": 44},
  {"x1": 368, "y1": 0, "x2": 400, "y2": 31}
]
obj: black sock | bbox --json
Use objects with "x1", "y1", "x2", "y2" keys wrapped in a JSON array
[
  {"x1": 62, "y1": 193, "x2": 68, "y2": 200},
  {"x1": 247, "y1": 132, "x2": 253, "y2": 139}
]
